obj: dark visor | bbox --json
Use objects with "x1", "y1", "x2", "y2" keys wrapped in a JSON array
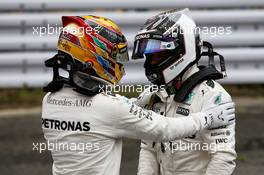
[{"x1": 132, "y1": 38, "x2": 179, "y2": 59}]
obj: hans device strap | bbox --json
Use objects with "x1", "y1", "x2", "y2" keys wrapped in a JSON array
[
  {"x1": 173, "y1": 66, "x2": 223, "y2": 102},
  {"x1": 43, "y1": 53, "x2": 71, "y2": 93},
  {"x1": 172, "y1": 41, "x2": 227, "y2": 102},
  {"x1": 201, "y1": 41, "x2": 226, "y2": 77},
  {"x1": 43, "y1": 52, "x2": 107, "y2": 96}
]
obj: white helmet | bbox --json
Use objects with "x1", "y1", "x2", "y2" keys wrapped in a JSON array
[{"x1": 132, "y1": 9, "x2": 202, "y2": 85}]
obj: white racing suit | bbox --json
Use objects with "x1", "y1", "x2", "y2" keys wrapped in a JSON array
[
  {"x1": 137, "y1": 67, "x2": 236, "y2": 175},
  {"x1": 42, "y1": 86, "x2": 214, "y2": 175}
]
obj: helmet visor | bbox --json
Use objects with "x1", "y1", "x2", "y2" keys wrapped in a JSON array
[{"x1": 132, "y1": 39, "x2": 178, "y2": 59}]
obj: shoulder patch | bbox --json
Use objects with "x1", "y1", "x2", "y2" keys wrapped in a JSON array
[
  {"x1": 206, "y1": 80, "x2": 215, "y2": 88},
  {"x1": 214, "y1": 94, "x2": 222, "y2": 105}
]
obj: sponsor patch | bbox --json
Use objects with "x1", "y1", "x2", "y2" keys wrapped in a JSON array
[
  {"x1": 215, "y1": 138, "x2": 228, "y2": 144},
  {"x1": 214, "y1": 94, "x2": 222, "y2": 105},
  {"x1": 42, "y1": 118, "x2": 90, "y2": 131},
  {"x1": 169, "y1": 58, "x2": 184, "y2": 71},
  {"x1": 176, "y1": 106, "x2": 190, "y2": 116},
  {"x1": 46, "y1": 95, "x2": 92, "y2": 108},
  {"x1": 211, "y1": 131, "x2": 225, "y2": 137},
  {"x1": 135, "y1": 33, "x2": 150, "y2": 40},
  {"x1": 209, "y1": 125, "x2": 227, "y2": 130}
]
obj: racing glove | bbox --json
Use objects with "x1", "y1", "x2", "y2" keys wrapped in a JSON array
[{"x1": 197, "y1": 101, "x2": 235, "y2": 129}]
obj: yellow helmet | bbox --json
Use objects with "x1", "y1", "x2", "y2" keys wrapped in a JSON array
[{"x1": 57, "y1": 15, "x2": 129, "y2": 84}]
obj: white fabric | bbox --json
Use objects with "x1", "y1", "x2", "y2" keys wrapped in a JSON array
[
  {"x1": 42, "y1": 87, "x2": 211, "y2": 175},
  {"x1": 137, "y1": 68, "x2": 236, "y2": 175}
]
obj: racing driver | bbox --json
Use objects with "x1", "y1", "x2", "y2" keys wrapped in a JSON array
[
  {"x1": 41, "y1": 15, "x2": 235, "y2": 175},
  {"x1": 133, "y1": 9, "x2": 236, "y2": 175}
]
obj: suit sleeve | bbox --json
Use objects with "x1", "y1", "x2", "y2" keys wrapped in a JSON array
[
  {"x1": 201, "y1": 89, "x2": 237, "y2": 175},
  {"x1": 137, "y1": 141, "x2": 159, "y2": 175},
  {"x1": 107, "y1": 94, "x2": 205, "y2": 142},
  {"x1": 135, "y1": 90, "x2": 160, "y2": 175}
]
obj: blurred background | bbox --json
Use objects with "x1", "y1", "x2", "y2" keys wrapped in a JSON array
[{"x1": 0, "y1": 0, "x2": 264, "y2": 174}]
